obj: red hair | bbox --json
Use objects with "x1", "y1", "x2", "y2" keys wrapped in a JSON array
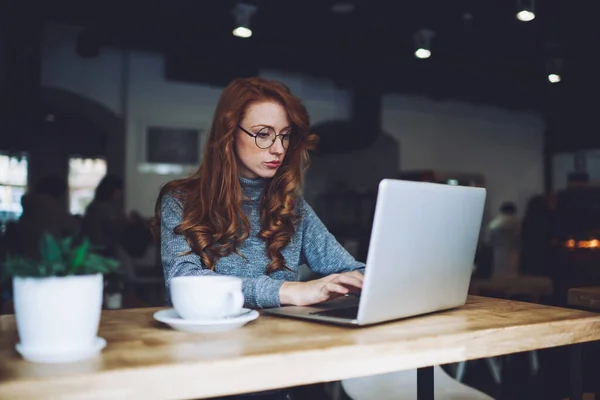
[{"x1": 154, "y1": 77, "x2": 318, "y2": 274}]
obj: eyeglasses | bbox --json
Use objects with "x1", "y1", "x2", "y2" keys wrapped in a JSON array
[{"x1": 238, "y1": 125, "x2": 296, "y2": 150}]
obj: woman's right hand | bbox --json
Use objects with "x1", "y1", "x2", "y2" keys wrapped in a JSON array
[{"x1": 279, "y1": 270, "x2": 364, "y2": 306}]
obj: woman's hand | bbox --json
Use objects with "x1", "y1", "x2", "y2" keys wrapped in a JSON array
[{"x1": 279, "y1": 270, "x2": 364, "y2": 306}]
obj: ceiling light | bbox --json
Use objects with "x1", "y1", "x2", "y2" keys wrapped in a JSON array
[
  {"x1": 413, "y1": 29, "x2": 435, "y2": 59},
  {"x1": 547, "y1": 57, "x2": 563, "y2": 84},
  {"x1": 517, "y1": 10, "x2": 535, "y2": 21},
  {"x1": 232, "y1": 3, "x2": 257, "y2": 38},
  {"x1": 415, "y1": 48, "x2": 431, "y2": 59},
  {"x1": 548, "y1": 74, "x2": 561, "y2": 83},
  {"x1": 233, "y1": 27, "x2": 252, "y2": 38},
  {"x1": 516, "y1": 0, "x2": 535, "y2": 22}
]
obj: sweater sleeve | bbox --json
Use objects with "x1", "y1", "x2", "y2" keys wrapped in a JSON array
[
  {"x1": 299, "y1": 198, "x2": 366, "y2": 275},
  {"x1": 161, "y1": 193, "x2": 284, "y2": 309}
]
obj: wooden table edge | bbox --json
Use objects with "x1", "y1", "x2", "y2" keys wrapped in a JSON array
[{"x1": 2, "y1": 310, "x2": 600, "y2": 400}]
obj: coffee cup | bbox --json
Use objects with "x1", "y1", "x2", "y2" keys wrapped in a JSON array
[{"x1": 170, "y1": 276, "x2": 244, "y2": 320}]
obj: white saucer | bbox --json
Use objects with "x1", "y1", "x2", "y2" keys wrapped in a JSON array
[
  {"x1": 153, "y1": 308, "x2": 259, "y2": 333},
  {"x1": 16, "y1": 337, "x2": 107, "y2": 364}
]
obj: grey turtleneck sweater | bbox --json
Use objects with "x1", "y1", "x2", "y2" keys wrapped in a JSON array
[{"x1": 160, "y1": 176, "x2": 365, "y2": 309}]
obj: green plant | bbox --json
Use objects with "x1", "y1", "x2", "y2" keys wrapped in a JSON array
[{"x1": 2, "y1": 232, "x2": 120, "y2": 279}]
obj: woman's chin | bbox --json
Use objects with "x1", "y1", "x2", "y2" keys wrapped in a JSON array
[
  {"x1": 258, "y1": 170, "x2": 278, "y2": 179},
  {"x1": 253, "y1": 166, "x2": 279, "y2": 179}
]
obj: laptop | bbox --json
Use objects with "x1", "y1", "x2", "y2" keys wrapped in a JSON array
[{"x1": 262, "y1": 178, "x2": 487, "y2": 326}]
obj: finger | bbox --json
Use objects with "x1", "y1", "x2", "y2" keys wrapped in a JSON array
[
  {"x1": 321, "y1": 273, "x2": 340, "y2": 283},
  {"x1": 325, "y1": 282, "x2": 350, "y2": 295},
  {"x1": 335, "y1": 274, "x2": 363, "y2": 289},
  {"x1": 338, "y1": 271, "x2": 364, "y2": 285},
  {"x1": 345, "y1": 270, "x2": 365, "y2": 282},
  {"x1": 325, "y1": 292, "x2": 346, "y2": 301},
  {"x1": 343, "y1": 284, "x2": 362, "y2": 295}
]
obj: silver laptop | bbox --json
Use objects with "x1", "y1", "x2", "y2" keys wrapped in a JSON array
[{"x1": 263, "y1": 178, "x2": 487, "y2": 326}]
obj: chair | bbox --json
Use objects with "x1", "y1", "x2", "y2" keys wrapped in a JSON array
[
  {"x1": 469, "y1": 275, "x2": 553, "y2": 304},
  {"x1": 466, "y1": 274, "x2": 553, "y2": 383},
  {"x1": 115, "y1": 244, "x2": 164, "y2": 306},
  {"x1": 337, "y1": 365, "x2": 492, "y2": 400}
]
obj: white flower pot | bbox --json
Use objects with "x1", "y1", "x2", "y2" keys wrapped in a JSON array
[{"x1": 13, "y1": 273, "x2": 105, "y2": 363}]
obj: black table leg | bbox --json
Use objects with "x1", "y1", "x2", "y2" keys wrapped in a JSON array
[
  {"x1": 417, "y1": 366, "x2": 434, "y2": 400},
  {"x1": 570, "y1": 343, "x2": 583, "y2": 400}
]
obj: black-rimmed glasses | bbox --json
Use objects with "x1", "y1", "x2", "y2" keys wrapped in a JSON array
[{"x1": 238, "y1": 125, "x2": 296, "y2": 150}]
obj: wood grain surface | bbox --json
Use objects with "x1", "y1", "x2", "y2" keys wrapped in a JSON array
[
  {"x1": 1, "y1": 296, "x2": 600, "y2": 399},
  {"x1": 568, "y1": 286, "x2": 600, "y2": 310}
]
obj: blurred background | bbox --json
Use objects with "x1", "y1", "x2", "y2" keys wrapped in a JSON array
[{"x1": 1, "y1": 0, "x2": 600, "y2": 398}]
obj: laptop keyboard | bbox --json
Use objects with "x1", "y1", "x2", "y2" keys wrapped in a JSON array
[{"x1": 310, "y1": 306, "x2": 359, "y2": 320}]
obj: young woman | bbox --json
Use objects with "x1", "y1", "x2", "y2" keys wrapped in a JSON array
[{"x1": 156, "y1": 77, "x2": 364, "y2": 310}]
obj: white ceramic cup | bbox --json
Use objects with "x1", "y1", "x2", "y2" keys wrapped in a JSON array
[{"x1": 170, "y1": 276, "x2": 244, "y2": 320}]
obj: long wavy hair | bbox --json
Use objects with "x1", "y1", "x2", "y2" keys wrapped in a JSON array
[{"x1": 154, "y1": 77, "x2": 318, "y2": 274}]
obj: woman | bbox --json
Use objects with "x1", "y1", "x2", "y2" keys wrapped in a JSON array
[{"x1": 156, "y1": 77, "x2": 364, "y2": 312}]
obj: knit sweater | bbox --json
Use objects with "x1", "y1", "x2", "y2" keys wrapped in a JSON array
[{"x1": 160, "y1": 176, "x2": 365, "y2": 309}]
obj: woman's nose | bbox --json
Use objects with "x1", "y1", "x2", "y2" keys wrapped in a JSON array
[{"x1": 270, "y1": 138, "x2": 285, "y2": 154}]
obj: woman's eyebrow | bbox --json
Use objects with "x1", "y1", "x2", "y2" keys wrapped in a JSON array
[
  {"x1": 250, "y1": 124, "x2": 273, "y2": 129},
  {"x1": 250, "y1": 124, "x2": 292, "y2": 131}
]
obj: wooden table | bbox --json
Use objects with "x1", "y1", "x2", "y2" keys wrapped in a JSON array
[
  {"x1": 569, "y1": 286, "x2": 600, "y2": 310},
  {"x1": 1, "y1": 296, "x2": 599, "y2": 400}
]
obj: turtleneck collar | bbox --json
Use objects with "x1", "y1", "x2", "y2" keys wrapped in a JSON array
[{"x1": 239, "y1": 175, "x2": 267, "y2": 202}]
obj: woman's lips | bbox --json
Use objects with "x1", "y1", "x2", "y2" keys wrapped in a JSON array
[{"x1": 264, "y1": 161, "x2": 281, "y2": 168}]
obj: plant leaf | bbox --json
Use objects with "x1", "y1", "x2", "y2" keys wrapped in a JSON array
[
  {"x1": 40, "y1": 232, "x2": 62, "y2": 265},
  {"x1": 61, "y1": 236, "x2": 73, "y2": 253},
  {"x1": 71, "y1": 238, "x2": 90, "y2": 272},
  {"x1": 2, "y1": 233, "x2": 123, "y2": 278}
]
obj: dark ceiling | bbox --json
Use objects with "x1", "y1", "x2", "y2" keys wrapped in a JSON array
[
  {"x1": 5, "y1": 0, "x2": 600, "y2": 151},
  {"x1": 47, "y1": 1, "x2": 597, "y2": 103}
]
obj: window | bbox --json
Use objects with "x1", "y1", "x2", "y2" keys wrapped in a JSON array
[
  {"x1": 68, "y1": 158, "x2": 107, "y2": 216},
  {"x1": 0, "y1": 153, "x2": 28, "y2": 226}
]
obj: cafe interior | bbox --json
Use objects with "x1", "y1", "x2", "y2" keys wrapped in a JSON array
[{"x1": 1, "y1": 1, "x2": 600, "y2": 399}]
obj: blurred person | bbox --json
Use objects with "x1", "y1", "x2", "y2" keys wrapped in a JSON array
[
  {"x1": 520, "y1": 193, "x2": 556, "y2": 276},
  {"x1": 15, "y1": 174, "x2": 80, "y2": 258},
  {"x1": 83, "y1": 174, "x2": 149, "y2": 257},
  {"x1": 485, "y1": 201, "x2": 521, "y2": 277}
]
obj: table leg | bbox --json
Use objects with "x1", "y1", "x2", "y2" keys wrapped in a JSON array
[
  {"x1": 570, "y1": 344, "x2": 583, "y2": 400},
  {"x1": 417, "y1": 366, "x2": 434, "y2": 400}
]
